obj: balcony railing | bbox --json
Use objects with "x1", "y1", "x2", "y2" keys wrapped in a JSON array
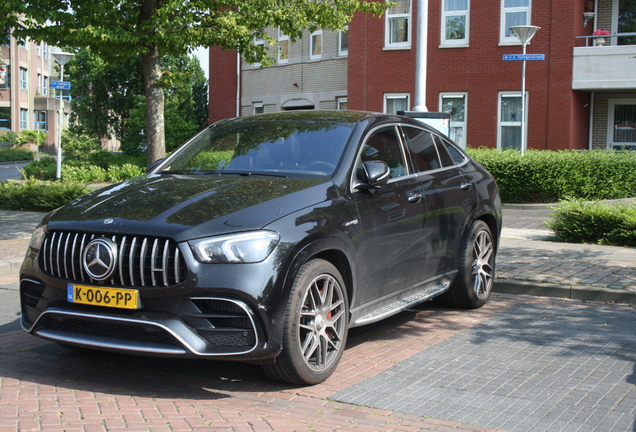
[{"x1": 577, "y1": 32, "x2": 636, "y2": 47}]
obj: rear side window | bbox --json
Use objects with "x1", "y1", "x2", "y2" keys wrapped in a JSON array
[
  {"x1": 401, "y1": 126, "x2": 441, "y2": 173},
  {"x1": 437, "y1": 137, "x2": 466, "y2": 166}
]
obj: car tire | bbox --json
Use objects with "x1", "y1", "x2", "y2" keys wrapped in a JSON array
[
  {"x1": 263, "y1": 259, "x2": 349, "y2": 385},
  {"x1": 437, "y1": 220, "x2": 495, "y2": 309}
]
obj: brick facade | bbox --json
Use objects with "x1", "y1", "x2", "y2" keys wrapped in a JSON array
[{"x1": 208, "y1": 0, "x2": 635, "y2": 150}]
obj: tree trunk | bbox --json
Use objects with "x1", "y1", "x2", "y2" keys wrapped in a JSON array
[{"x1": 141, "y1": 44, "x2": 165, "y2": 166}]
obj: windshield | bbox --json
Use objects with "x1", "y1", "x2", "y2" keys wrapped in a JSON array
[{"x1": 159, "y1": 116, "x2": 357, "y2": 178}]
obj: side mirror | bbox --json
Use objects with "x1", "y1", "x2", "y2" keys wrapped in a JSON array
[
  {"x1": 358, "y1": 160, "x2": 391, "y2": 190},
  {"x1": 146, "y1": 158, "x2": 166, "y2": 174}
]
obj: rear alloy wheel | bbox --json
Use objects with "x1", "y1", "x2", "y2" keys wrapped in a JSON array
[
  {"x1": 263, "y1": 259, "x2": 349, "y2": 385},
  {"x1": 439, "y1": 220, "x2": 495, "y2": 309}
]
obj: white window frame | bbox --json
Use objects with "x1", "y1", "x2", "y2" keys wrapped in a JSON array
[
  {"x1": 278, "y1": 29, "x2": 289, "y2": 64},
  {"x1": 607, "y1": 98, "x2": 636, "y2": 148},
  {"x1": 337, "y1": 98, "x2": 348, "y2": 110},
  {"x1": 441, "y1": 0, "x2": 470, "y2": 47},
  {"x1": 384, "y1": 93, "x2": 410, "y2": 114},
  {"x1": 20, "y1": 109, "x2": 28, "y2": 130},
  {"x1": 310, "y1": 29, "x2": 322, "y2": 60},
  {"x1": 253, "y1": 103, "x2": 264, "y2": 115},
  {"x1": 43, "y1": 42, "x2": 48, "y2": 60},
  {"x1": 43, "y1": 76, "x2": 48, "y2": 95},
  {"x1": 385, "y1": 0, "x2": 412, "y2": 49},
  {"x1": 439, "y1": 92, "x2": 468, "y2": 149},
  {"x1": 338, "y1": 26, "x2": 349, "y2": 56},
  {"x1": 497, "y1": 91, "x2": 527, "y2": 150},
  {"x1": 37, "y1": 73, "x2": 42, "y2": 94},
  {"x1": 500, "y1": 0, "x2": 532, "y2": 45},
  {"x1": 19, "y1": 67, "x2": 28, "y2": 90}
]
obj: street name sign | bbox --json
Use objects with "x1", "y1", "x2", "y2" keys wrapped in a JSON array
[
  {"x1": 503, "y1": 54, "x2": 545, "y2": 61},
  {"x1": 51, "y1": 80, "x2": 71, "y2": 90}
]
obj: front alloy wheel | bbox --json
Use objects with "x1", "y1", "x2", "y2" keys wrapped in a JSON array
[{"x1": 263, "y1": 259, "x2": 349, "y2": 385}]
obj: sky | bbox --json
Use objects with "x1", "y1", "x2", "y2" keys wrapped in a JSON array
[{"x1": 192, "y1": 46, "x2": 209, "y2": 81}]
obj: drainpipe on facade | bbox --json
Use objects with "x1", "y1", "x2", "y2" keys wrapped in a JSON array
[
  {"x1": 236, "y1": 51, "x2": 241, "y2": 117},
  {"x1": 412, "y1": 0, "x2": 428, "y2": 112}
]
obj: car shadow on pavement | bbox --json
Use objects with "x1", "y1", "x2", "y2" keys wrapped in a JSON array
[{"x1": 0, "y1": 301, "x2": 466, "y2": 400}]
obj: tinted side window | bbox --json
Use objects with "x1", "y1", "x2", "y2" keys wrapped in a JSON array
[
  {"x1": 443, "y1": 139, "x2": 467, "y2": 165},
  {"x1": 435, "y1": 137, "x2": 466, "y2": 167},
  {"x1": 361, "y1": 127, "x2": 407, "y2": 178},
  {"x1": 402, "y1": 126, "x2": 441, "y2": 173}
]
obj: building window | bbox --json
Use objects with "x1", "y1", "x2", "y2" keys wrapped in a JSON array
[
  {"x1": 43, "y1": 42, "x2": 48, "y2": 60},
  {"x1": 498, "y1": 92, "x2": 526, "y2": 150},
  {"x1": 43, "y1": 76, "x2": 48, "y2": 95},
  {"x1": 616, "y1": 0, "x2": 636, "y2": 45},
  {"x1": 37, "y1": 73, "x2": 42, "y2": 94},
  {"x1": 501, "y1": 0, "x2": 531, "y2": 44},
  {"x1": 608, "y1": 99, "x2": 636, "y2": 148},
  {"x1": 278, "y1": 29, "x2": 289, "y2": 64},
  {"x1": 19, "y1": 67, "x2": 28, "y2": 90},
  {"x1": 20, "y1": 109, "x2": 28, "y2": 130},
  {"x1": 0, "y1": 107, "x2": 10, "y2": 129},
  {"x1": 384, "y1": 93, "x2": 410, "y2": 114},
  {"x1": 254, "y1": 103, "x2": 264, "y2": 115},
  {"x1": 442, "y1": 0, "x2": 469, "y2": 45},
  {"x1": 337, "y1": 98, "x2": 348, "y2": 110},
  {"x1": 310, "y1": 29, "x2": 322, "y2": 60},
  {"x1": 440, "y1": 93, "x2": 467, "y2": 149},
  {"x1": 339, "y1": 26, "x2": 349, "y2": 56},
  {"x1": 34, "y1": 110, "x2": 47, "y2": 131},
  {"x1": 386, "y1": 0, "x2": 411, "y2": 48}
]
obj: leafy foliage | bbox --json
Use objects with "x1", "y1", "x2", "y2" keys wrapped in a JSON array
[
  {"x1": 468, "y1": 149, "x2": 636, "y2": 203},
  {"x1": 0, "y1": 179, "x2": 89, "y2": 212},
  {"x1": 66, "y1": 50, "x2": 207, "y2": 156},
  {"x1": 10, "y1": 0, "x2": 387, "y2": 165},
  {"x1": 0, "y1": 148, "x2": 34, "y2": 163},
  {"x1": 546, "y1": 200, "x2": 636, "y2": 247}
]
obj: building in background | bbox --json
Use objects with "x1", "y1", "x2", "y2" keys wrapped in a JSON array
[
  {"x1": 209, "y1": 0, "x2": 636, "y2": 151},
  {"x1": 0, "y1": 27, "x2": 68, "y2": 152}
]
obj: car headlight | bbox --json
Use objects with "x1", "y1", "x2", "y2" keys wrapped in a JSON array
[
  {"x1": 29, "y1": 224, "x2": 48, "y2": 251},
  {"x1": 189, "y1": 231, "x2": 280, "y2": 264}
]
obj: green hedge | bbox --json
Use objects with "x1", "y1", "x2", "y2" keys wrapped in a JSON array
[
  {"x1": 21, "y1": 153, "x2": 145, "y2": 183},
  {"x1": 546, "y1": 200, "x2": 636, "y2": 247},
  {"x1": 467, "y1": 149, "x2": 636, "y2": 203},
  {"x1": 0, "y1": 179, "x2": 90, "y2": 212},
  {"x1": 0, "y1": 148, "x2": 35, "y2": 163}
]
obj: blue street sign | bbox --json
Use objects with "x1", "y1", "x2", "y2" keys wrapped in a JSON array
[
  {"x1": 51, "y1": 80, "x2": 71, "y2": 90},
  {"x1": 503, "y1": 54, "x2": 545, "y2": 61}
]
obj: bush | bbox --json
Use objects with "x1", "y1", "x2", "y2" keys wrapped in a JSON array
[
  {"x1": 467, "y1": 149, "x2": 636, "y2": 203},
  {"x1": 21, "y1": 157, "x2": 57, "y2": 180},
  {"x1": 546, "y1": 200, "x2": 636, "y2": 247},
  {"x1": 62, "y1": 130, "x2": 101, "y2": 161},
  {"x1": 0, "y1": 131, "x2": 19, "y2": 146},
  {"x1": 16, "y1": 130, "x2": 47, "y2": 147},
  {"x1": 0, "y1": 179, "x2": 89, "y2": 212},
  {"x1": 0, "y1": 148, "x2": 34, "y2": 163}
]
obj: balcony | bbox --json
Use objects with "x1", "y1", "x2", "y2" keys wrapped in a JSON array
[{"x1": 572, "y1": 33, "x2": 636, "y2": 92}]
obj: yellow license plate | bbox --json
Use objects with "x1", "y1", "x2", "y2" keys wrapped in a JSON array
[{"x1": 67, "y1": 284, "x2": 140, "y2": 310}]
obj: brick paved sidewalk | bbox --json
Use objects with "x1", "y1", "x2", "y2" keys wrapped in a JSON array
[{"x1": 0, "y1": 294, "x2": 634, "y2": 431}]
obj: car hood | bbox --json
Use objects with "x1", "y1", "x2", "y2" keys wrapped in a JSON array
[{"x1": 48, "y1": 174, "x2": 337, "y2": 241}]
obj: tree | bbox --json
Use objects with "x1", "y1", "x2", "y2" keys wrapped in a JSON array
[
  {"x1": 67, "y1": 49, "x2": 207, "y2": 154},
  {"x1": 9, "y1": 0, "x2": 387, "y2": 166}
]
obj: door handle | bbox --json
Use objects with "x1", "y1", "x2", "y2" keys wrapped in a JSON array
[
  {"x1": 460, "y1": 182, "x2": 473, "y2": 191},
  {"x1": 408, "y1": 193, "x2": 423, "y2": 203}
]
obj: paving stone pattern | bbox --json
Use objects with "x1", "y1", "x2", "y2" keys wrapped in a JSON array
[{"x1": 333, "y1": 302, "x2": 636, "y2": 432}]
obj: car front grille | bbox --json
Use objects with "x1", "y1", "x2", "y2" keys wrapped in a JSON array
[{"x1": 40, "y1": 230, "x2": 188, "y2": 288}]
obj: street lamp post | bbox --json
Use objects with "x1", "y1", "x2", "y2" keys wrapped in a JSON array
[
  {"x1": 510, "y1": 25, "x2": 540, "y2": 156},
  {"x1": 52, "y1": 51, "x2": 74, "y2": 180}
]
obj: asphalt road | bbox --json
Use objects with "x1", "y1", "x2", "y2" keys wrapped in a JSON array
[{"x1": 0, "y1": 160, "x2": 29, "y2": 181}]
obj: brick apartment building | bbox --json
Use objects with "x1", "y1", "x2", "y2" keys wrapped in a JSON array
[
  {"x1": 0, "y1": 29, "x2": 68, "y2": 152},
  {"x1": 209, "y1": 0, "x2": 636, "y2": 151}
]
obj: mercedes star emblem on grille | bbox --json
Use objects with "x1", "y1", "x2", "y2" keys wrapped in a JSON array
[{"x1": 83, "y1": 238, "x2": 118, "y2": 281}]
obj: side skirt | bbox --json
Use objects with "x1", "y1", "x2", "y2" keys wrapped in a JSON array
[{"x1": 349, "y1": 271, "x2": 457, "y2": 328}]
